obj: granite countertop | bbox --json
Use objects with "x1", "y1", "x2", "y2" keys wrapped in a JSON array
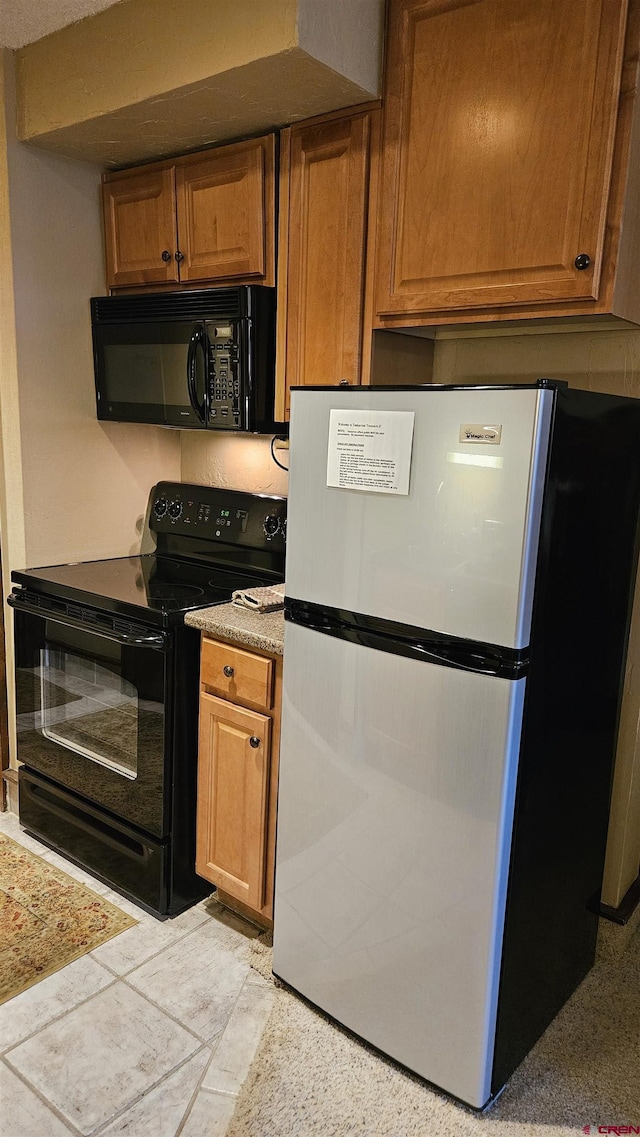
[{"x1": 185, "y1": 602, "x2": 284, "y2": 655}]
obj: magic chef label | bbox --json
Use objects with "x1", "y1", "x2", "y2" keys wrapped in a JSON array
[
  {"x1": 459, "y1": 423, "x2": 502, "y2": 444},
  {"x1": 326, "y1": 409, "x2": 415, "y2": 495}
]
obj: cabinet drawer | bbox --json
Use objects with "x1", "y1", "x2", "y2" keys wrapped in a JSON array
[{"x1": 201, "y1": 638, "x2": 273, "y2": 709}]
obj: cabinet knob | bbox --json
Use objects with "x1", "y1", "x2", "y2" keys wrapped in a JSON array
[
  {"x1": 249, "y1": 736, "x2": 260, "y2": 748},
  {"x1": 161, "y1": 250, "x2": 172, "y2": 262},
  {"x1": 574, "y1": 254, "x2": 591, "y2": 270},
  {"x1": 339, "y1": 379, "x2": 350, "y2": 386},
  {"x1": 223, "y1": 665, "x2": 234, "y2": 677},
  {"x1": 175, "y1": 250, "x2": 184, "y2": 264}
]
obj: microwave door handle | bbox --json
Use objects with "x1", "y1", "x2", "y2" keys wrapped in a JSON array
[
  {"x1": 187, "y1": 323, "x2": 207, "y2": 424},
  {"x1": 203, "y1": 323, "x2": 212, "y2": 427}
]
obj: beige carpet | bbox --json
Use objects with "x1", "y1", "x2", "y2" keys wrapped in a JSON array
[
  {"x1": 227, "y1": 917, "x2": 640, "y2": 1136},
  {"x1": 0, "y1": 833, "x2": 137, "y2": 1004}
]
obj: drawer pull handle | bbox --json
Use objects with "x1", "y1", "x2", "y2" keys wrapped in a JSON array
[
  {"x1": 223, "y1": 665, "x2": 235, "y2": 677},
  {"x1": 249, "y1": 736, "x2": 260, "y2": 748}
]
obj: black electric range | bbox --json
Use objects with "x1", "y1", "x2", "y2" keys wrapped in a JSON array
[{"x1": 9, "y1": 482, "x2": 286, "y2": 917}]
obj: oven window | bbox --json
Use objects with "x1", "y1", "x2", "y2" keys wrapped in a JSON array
[{"x1": 40, "y1": 647, "x2": 138, "y2": 780}]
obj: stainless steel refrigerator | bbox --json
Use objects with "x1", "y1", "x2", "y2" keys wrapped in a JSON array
[{"x1": 273, "y1": 381, "x2": 640, "y2": 1109}]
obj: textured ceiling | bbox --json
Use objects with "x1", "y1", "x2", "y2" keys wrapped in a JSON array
[{"x1": 0, "y1": 0, "x2": 124, "y2": 49}]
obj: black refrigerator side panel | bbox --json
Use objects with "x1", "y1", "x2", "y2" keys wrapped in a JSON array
[{"x1": 491, "y1": 386, "x2": 640, "y2": 1094}]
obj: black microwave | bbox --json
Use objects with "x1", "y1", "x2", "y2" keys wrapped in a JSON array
[{"x1": 91, "y1": 286, "x2": 278, "y2": 432}]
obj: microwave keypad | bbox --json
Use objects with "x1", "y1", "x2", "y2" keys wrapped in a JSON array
[{"x1": 208, "y1": 334, "x2": 241, "y2": 427}]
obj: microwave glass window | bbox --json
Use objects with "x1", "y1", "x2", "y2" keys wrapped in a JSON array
[{"x1": 103, "y1": 343, "x2": 190, "y2": 406}]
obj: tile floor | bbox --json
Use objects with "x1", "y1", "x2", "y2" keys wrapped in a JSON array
[{"x1": 0, "y1": 810, "x2": 275, "y2": 1137}]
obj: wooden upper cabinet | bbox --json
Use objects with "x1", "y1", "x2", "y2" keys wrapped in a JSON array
[
  {"x1": 276, "y1": 109, "x2": 378, "y2": 419},
  {"x1": 375, "y1": 0, "x2": 632, "y2": 322},
  {"x1": 102, "y1": 134, "x2": 275, "y2": 291},
  {"x1": 102, "y1": 167, "x2": 179, "y2": 287},
  {"x1": 175, "y1": 136, "x2": 275, "y2": 285}
]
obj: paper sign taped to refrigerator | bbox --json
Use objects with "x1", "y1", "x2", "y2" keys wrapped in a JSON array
[{"x1": 326, "y1": 409, "x2": 415, "y2": 494}]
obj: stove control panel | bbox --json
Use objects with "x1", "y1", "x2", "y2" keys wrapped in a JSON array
[{"x1": 150, "y1": 482, "x2": 286, "y2": 552}]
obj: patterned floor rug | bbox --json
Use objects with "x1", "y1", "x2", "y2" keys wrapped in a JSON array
[{"x1": 0, "y1": 833, "x2": 136, "y2": 1005}]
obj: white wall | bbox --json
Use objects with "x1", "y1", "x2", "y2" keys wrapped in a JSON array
[
  {"x1": 181, "y1": 434, "x2": 288, "y2": 498},
  {"x1": 298, "y1": 0, "x2": 384, "y2": 97},
  {"x1": 0, "y1": 53, "x2": 180, "y2": 774},
  {"x1": 3, "y1": 53, "x2": 180, "y2": 569},
  {"x1": 432, "y1": 323, "x2": 640, "y2": 395}
]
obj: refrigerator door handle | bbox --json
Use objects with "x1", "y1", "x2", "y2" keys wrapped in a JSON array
[
  {"x1": 411, "y1": 642, "x2": 511, "y2": 675},
  {"x1": 285, "y1": 598, "x2": 529, "y2": 680}
]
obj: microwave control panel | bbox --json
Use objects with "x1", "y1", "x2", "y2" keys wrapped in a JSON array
[{"x1": 207, "y1": 323, "x2": 242, "y2": 428}]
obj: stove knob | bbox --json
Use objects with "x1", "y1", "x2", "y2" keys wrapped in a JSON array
[
  {"x1": 168, "y1": 500, "x2": 183, "y2": 520},
  {"x1": 153, "y1": 499, "x2": 167, "y2": 519},
  {"x1": 281, "y1": 518, "x2": 286, "y2": 540},
  {"x1": 263, "y1": 514, "x2": 280, "y2": 538}
]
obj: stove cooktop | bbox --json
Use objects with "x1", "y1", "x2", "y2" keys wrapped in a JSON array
[
  {"x1": 10, "y1": 483, "x2": 287, "y2": 628},
  {"x1": 12, "y1": 554, "x2": 274, "y2": 627}
]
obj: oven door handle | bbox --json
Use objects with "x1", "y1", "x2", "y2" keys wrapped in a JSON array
[{"x1": 7, "y1": 591, "x2": 170, "y2": 650}]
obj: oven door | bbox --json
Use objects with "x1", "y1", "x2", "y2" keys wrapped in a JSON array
[{"x1": 11, "y1": 594, "x2": 171, "y2": 838}]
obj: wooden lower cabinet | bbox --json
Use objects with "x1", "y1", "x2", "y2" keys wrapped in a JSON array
[{"x1": 195, "y1": 636, "x2": 282, "y2": 926}]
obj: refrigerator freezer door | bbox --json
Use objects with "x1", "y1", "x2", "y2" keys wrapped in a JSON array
[
  {"x1": 285, "y1": 387, "x2": 553, "y2": 649},
  {"x1": 273, "y1": 622, "x2": 526, "y2": 1109}
]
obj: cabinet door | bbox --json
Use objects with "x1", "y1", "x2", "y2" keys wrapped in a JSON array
[
  {"x1": 280, "y1": 113, "x2": 372, "y2": 417},
  {"x1": 375, "y1": 0, "x2": 628, "y2": 317},
  {"x1": 196, "y1": 693, "x2": 271, "y2": 910},
  {"x1": 175, "y1": 136, "x2": 275, "y2": 285},
  {"x1": 102, "y1": 168, "x2": 179, "y2": 288}
]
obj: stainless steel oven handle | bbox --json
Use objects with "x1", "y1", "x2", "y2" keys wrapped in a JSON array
[{"x1": 8, "y1": 591, "x2": 169, "y2": 650}]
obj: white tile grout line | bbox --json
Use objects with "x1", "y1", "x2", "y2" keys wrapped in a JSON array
[
  {"x1": 170, "y1": 968, "x2": 266, "y2": 1137},
  {"x1": 0, "y1": 1054, "x2": 85, "y2": 1137},
  {"x1": 2, "y1": 931, "x2": 251, "y2": 1130},
  {"x1": 0, "y1": 963, "x2": 119, "y2": 1059},
  {"x1": 174, "y1": 1060, "x2": 236, "y2": 1137},
  {"x1": 177, "y1": 1088, "x2": 241, "y2": 1137},
  {"x1": 2, "y1": 1041, "x2": 215, "y2": 1137},
  {"x1": 0, "y1": 891, "x2": 223, "y2": 1058},
  {"x1": 87, "y1": 1044, "x2": 214, "y2": 1137},
  {"x1": 0, "y1": 815, "x2": 266, "y2": 1136},
  {"x1": 174, "y1": 967, "x2": 275, "y2": 1136},
  {"x1": 0, "y1": 819, "x2": 210, "y2": 1134}
]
